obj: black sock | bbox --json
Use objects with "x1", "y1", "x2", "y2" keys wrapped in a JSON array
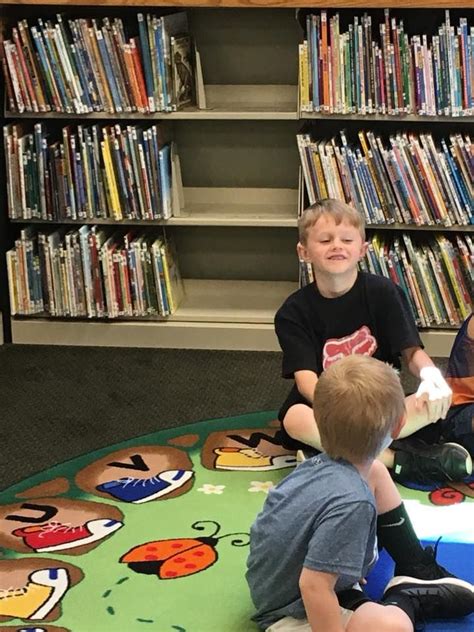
[
  {"x1": 381, "y1": 592, "x2": 416, "y2": 626},
  {"x1": 377, "y1": 503, "x2": 425, "y2": 572},
  {"x1": 337, "y1": 588, "x2": 371, "y2": 611}
]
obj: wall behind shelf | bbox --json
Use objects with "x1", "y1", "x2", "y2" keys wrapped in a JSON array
[
  {"x1": 175, "y1": 120, "x2": 300, "y2": 187},
  {"x1": 170, "y1": 226, "x2": 299, "y2": 281},
  {"x1": 189, "y1": 8, "x2": 300, "y2": 85}
]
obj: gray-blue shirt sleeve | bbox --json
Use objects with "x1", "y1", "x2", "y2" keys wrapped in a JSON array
[{"x1": 304, "y1": 501, "x2": 376, "y2": 580}]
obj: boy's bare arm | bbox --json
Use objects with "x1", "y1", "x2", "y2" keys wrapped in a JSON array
[
  {"x1": 299, "y1": 567, "x2": 344, "y2": 632},
  {"x1": 402, "y1": 346, "x2": 435, "y2": 377},
  {"x1": 295, "y1": 370, "x2": 319, "y2": 404},
  {"x1": 402, "y1": 346, "x2": 452, "y2": 421}
]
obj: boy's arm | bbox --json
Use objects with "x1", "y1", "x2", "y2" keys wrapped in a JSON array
[
  {"x1": 295, "y1": 370, "x2": 319, "y2": 404},
  {"x1": 402, "y1": 346, "x2": 452, "y2": 420},
  {"x1": 299, "y1": 568, "x2": 344, "y2": 632}
]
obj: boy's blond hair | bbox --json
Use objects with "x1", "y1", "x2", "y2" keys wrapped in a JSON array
[
  {"x1": 314, "y1": 355, "x2": 405, "y2": 463},
  {"x1": 298, "y1": 199, "x2": 365, "y2": 245}
]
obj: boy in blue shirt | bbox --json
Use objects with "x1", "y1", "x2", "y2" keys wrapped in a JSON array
[{"x1": 247, "y1": 355, "x2": 474, "y2": 631}]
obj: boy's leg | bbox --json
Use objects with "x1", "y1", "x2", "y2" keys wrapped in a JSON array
[
  {"x1": 285, "y1": 401, "x2": 471, "y2": 482},
  {"x1": 346, "y1": 603, "x2": 412, "y2": 632},
  {"x1": 282, "y1": 404, "x2": 323, "y2": 450},
  {"x1": 368, "y1": 461, "x2": 471, "y2": 583},
  {"x1": 382, "y1": 397, "x2": 472, "y2": 482}
]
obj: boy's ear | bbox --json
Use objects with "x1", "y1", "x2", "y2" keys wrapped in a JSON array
[
  {"x1": 359, "y1": 241, "x2": 369, "y2": 259},
  {"x1": 391, "y1": 413, "x2": 407, "y2": 440},
  {"x1": 297, "y1": 241, "x2": 307, "y2": 262}
]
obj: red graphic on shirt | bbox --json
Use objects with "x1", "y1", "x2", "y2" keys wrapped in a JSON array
[{"x1": 323, "y1": 326, "x2": 378, "y2": 370}]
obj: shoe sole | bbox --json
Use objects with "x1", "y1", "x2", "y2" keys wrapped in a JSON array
[
  {"x1": 30, "y1": 568, "x2": 69, "y2": 619},
  {"x1": 36, "y1": 519, "x2": 123, "y2": 552},
  {"x1": 443, "y1": 442, "x2": 473, "y2": 478},
  {"x1": 386, "y1": 575, "x2": 474, "y2": 593},
  {"x1": 132, "y1": 470, "x2": 194, "y2": 503}
]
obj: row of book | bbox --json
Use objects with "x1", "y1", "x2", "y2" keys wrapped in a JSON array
[
  {"x1": 300, "y1": 233, "x2": 473, "y2": 327},
  {"x1": 4, "y1": 122, "x2": 173, "y2": 222},
  {"x1": 299, "y1": 10, "x2": 474, "y2": 116},
  {"x1": 7, "y1": 226, "x2": 185, "y2": 319},
  {"x1": 297, "y1": 131, "x2": 473, "y2": 226},
  {"x1": 2, "y1": 12, "x2": 195, "y2": 114}
]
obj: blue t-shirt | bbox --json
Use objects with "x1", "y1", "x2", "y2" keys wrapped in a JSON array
[{"x1": 246, "y1": 454, "x2": 377, "y2": 629}]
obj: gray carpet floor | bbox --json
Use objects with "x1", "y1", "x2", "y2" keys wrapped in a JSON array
[{"x1": 0, "y1": 344, "x2": 444, "y2": 491}]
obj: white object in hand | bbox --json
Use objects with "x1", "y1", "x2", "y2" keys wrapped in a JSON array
[{"x1": 415, "y1": 366, "x2": 452, "y2": 422}]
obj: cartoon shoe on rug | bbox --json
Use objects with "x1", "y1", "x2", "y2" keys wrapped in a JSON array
[
  {"x1": 214, "y1": 447, "x2": 296, "y2": 471},
  {"x1": 96, "y1": 469, "x2": 194, "y2": 503},
  {"x1": 0, "y1": 568, "x2": 68, "y2": 620},
  {"x1": 13, "y1": 519, "x2": 123, "y2": 553}
]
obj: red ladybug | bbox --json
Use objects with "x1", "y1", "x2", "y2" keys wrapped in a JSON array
[{"x1": 120, "y1": 520, "x2": 249, "y2": 579}]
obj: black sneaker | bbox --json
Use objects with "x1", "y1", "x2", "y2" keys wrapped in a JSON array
[
  {"x1": 383, "y1": 576, "x2": 474, "y2": 621},
  {"x1": 392, "y1": 440, "x2": 472, "y2": 483},
  {"x1": 395, "y1": 543, "x2": 458, "y2": 582}
]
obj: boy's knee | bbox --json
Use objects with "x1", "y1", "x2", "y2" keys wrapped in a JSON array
[
  {"x1": 348, "y1": 603, "x2": 412, "y2": 632},
  {"x1": 284, "y1": 405, "x2": 315, "y2": 435}
]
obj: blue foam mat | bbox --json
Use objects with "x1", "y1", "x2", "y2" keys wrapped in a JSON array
[{"x1": 367, "y1": 535, "x2": 474, "y2": 630}]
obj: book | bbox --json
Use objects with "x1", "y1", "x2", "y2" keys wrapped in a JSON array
[{"x1": 171, "y1": 34, "x2": 194, "y2": 109}]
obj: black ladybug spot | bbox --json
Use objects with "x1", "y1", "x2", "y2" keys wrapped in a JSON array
[{"x1": 128, "y1": 561, "x2": 163, "y2": 575}]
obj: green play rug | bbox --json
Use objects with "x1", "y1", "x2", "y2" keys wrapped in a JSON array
[{"x1": 1, "y1": 411, "x2": 473, "y2": 632}]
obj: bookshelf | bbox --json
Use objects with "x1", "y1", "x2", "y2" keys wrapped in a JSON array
[{"x1": 0, "y1": 3, "x2": 472, "y2": 356}]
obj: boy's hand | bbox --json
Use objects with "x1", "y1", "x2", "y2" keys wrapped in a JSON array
[{"x1": 415, "y1": 367, "x2": 452, "y2": 421}]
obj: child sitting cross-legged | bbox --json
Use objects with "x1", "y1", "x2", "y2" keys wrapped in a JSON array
[
  {"x1": 275, "y1": 198, "x2": 471, "y2": 484},
  {"x1": 246, "y1": 355, "x2": 474, "y2": 632}
]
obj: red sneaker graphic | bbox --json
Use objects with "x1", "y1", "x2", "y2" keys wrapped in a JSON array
[{"x1": 13, "y1": 518, "x2": 122, "y2": 552}]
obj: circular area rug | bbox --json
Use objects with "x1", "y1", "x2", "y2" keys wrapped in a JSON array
[{"x1": 1, "y1": 411, "x2": 473, "y2": 632}]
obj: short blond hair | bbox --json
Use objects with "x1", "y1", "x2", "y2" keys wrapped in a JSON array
[
  {"x1": 314, "y1": 355, "x2": 405, "y2": 463},
  {"x1": 298, "y1": 199, "x2": 365, "y2": 245}
]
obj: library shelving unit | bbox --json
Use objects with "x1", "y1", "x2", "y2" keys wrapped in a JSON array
[{"x1": 0, "y1": 0, "x2": 472, "y2": 356}]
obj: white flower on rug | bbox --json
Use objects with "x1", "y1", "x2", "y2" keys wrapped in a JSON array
[
  {"x1": 197, "y1": 483, "x2": 226, "y2": 495},
  {"x1": 248, "y1": 481, "x2": 274, "y2": 494}
]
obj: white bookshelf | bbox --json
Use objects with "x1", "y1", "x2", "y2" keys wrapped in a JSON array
[
  {"x1": 2, "y1": 7, "x2": 469, "y2": 357},
  {"x1": 170, "y1": 187, "x2": 298, "y2": 226}
]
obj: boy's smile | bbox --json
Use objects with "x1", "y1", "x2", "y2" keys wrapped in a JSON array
[{"x1": 298, "y1": 215, "x2": 367, "y2": 281}]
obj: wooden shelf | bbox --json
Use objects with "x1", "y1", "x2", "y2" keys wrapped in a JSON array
[
  {"x1": 170, "y1": 279, "x2": 297, "y2": 323},
  {"x1": 0, "y1": 0, "x2": 471, "y2": 8},
  {"x1": 366, "y1": 224, "x2": 474, "y2": 233},
  {"x1": 5, "y1": 85, "x2": 298, "y2": 121},
  {"x1": 10, "y1": 216, "x2": 473, "y2": 231},
  {"x1": 173, "y1": 187, "x2": 298, "y2": 226},
  {"x1": 11, "y1": 287, "x2": 457, "y2": 357},
  {"x1": 11, "y1": 279, "x2": 298, "y2": 350},
  {"x1": 300, "y1": 112, "x2": 474, "y2": 123}
]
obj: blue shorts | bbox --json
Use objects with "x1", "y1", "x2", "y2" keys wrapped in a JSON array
[{"x1": 440, "y1": 403, "x2": 474, "y2": 455}]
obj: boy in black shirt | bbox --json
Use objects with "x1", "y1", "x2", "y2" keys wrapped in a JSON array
[
  {"x1": 273, "y1": 199, "x2": 472, "y2": 593},
  {"x1": 275, "y1": 198, "x2": 472, "y2": 484}
]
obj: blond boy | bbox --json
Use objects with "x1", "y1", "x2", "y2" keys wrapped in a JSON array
[
  {"x1": 275, "y1": 198, "x2": 471, "y2": 483},
  {"x1": 247, "y1": 356, "x2": 474, "y2": 632}
]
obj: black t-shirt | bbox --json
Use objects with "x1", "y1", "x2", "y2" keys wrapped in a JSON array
[{"x1": 275, "y1": 272, "x2": 422, "y2": 419}]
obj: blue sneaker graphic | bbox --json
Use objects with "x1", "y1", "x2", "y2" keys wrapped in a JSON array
[{"x1": 97, "y1": 469, "x2": 193, "y2": 503}]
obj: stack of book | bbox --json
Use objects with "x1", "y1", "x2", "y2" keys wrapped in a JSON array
[
  {"x1": 300, "y1": 232, "x2": 473, "y2": 327},
  {"x1": 299, "y1": 10, "x2": 474, "y2": 117},
  {"x1": 297, "y1": 130, "x2": 473, "y2": 226},
  {"x1": 6, "y1": 226, "x2": 185, "y2": 318},
  {"x1": 4, "y1": 122, "x2": 173, "y2": 221},
  {"x1": 1, "y1": 12, "x2": 196, "y2": 114}
]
